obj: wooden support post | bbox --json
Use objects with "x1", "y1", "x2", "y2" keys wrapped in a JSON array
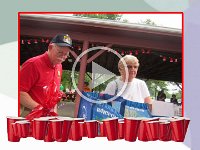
[{"x1": 74, "y1": 40, "x2": 89, "y2": 117}]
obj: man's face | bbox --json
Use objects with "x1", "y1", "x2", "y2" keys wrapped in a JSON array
[{"x1": 51, "y1": 44, "x2": 71, "y2": 64}]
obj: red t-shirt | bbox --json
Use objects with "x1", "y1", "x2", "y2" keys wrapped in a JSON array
[{"x1": 20, "y1": 52, "x2": 62, "y2": 106}]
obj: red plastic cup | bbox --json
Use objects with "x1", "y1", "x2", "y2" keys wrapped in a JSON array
[
  {"x1": 118, "y1": 119, "x2": 124, "y2": 122},
  {"x1": 70, "y1": 118, "x2": 84, "y2": 141},
  {"x1": 172, "y1": 116, "x2": 181, "y2": 119},
  {"x1": 7, "y1": 116, "x2": 26, "y2": 142},
  {"x1": 17, "y1": 123, "x2": 23, "y2": 138},
  {"x1": 15, "y1": 121, "x2": 30, "y2": 138},
  {"x1": 36, "y1": 116, "x2": 57, "y2": 141},
  {"x1": 103, "y1": 118, "x2": 118, "y2": 141},
  {"x1": 49, "y1": 119, "x2": 64, "y2": 140},
  {"x1": 118, "y1": 121, "x2": 124, "y2": 139},
  {"x1": 146, "y1": 121, "x2": 159, "y2": 141},
  {"x1": 44, "y1": 122, "x2": 55, "y2": 142},
  {"x1": 79, "y1": 122, "x2": 87, "y2": 137},
  {"x1": 85, "y1": 120, "x2": 98, "y2": 138},
  {"x1": 34, "y1": 118, "x2": 49, "y2": 140},
  {"x1": 169, "y1": 118, "x2": 176, "y2": 141},
  {"x1": 159, "y1": 121, "x2": 171, "y2": 141},
  {"x1": 11, "y1": 123, "x2": 18, "y2": 137},
  {"x1": 57, "y1": 117, "x2": 73, "y2": 142},
  {"x1": 38, "y1": 116, "x2": 57, "y2": 120},
  {"x1": 171, "y1": 130, "x2": 176, "y2": 141},
  {"x1": 159, "y1": 117, "x2": 172, "y2": 122},
  {"x1": 170, "y1": 117, "x2": 183, "y2": 141},
  {"x1": 171, "y1": 117, "x2": 190, "y2": 141},
  {"x1": 138, "y1": 119, "x2": 148, "y2": 141},
  {"x1": 29, "y1": 121, "x2": 34, "y2": 137},
  {"x1": 183, "y1": 118, "x2": 190, "y2": 139},
  {"x1": 138, "y1": 118, "x2": 159, "y2": 141},
  {"x1": 68, "y1": 130, "x2": 72, "y2": 140},
  {"x1": 170, "y1": 118, "x2": 185, "y2": 142},
  {"x1": 99, "y1": 122, "x2": 106, "y2": 137},
  {"x1": 124, "y1": 117, "x2": 141, "y2": 142}
]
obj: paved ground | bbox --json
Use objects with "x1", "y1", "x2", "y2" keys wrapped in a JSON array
[{"x1": 57, "y1": 101, "x2": 75, "y2": 117}]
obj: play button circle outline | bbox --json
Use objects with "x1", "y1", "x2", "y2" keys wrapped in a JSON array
[{"x1": 71, "y1": 46, "x2": 129, "y2": 104}]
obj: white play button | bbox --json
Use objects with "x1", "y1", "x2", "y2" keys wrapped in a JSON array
[
  {"x1": 71, "y1": 46, "x2": 128, "y2": 104},
  {"x1": 91, "y1": 61, "x2": 116, "y2": 89}
]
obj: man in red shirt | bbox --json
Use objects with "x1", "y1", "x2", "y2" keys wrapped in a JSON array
[{"x1": 20, "y1": 34, "x2": 73, "y2": 117}]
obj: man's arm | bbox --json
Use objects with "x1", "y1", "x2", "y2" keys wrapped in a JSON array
[{"x1": 20, "y1": 91, "x2": 39, "y2": 110}]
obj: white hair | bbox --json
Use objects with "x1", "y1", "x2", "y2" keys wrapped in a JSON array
[{"x1": 118, "y1": 55, "x2": 139, "y2": 70}]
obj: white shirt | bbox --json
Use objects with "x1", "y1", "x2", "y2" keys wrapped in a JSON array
[{"x1": 104, "y1": 77, "x2": 150, "y2": 103}]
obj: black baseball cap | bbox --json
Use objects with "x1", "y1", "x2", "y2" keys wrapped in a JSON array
[{"x1": 51, "y1": 34, "x2": 73, "y2": 49}]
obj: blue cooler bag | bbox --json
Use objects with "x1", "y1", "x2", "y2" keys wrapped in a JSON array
[
  {"x1": 92, "y1": 103, "x2": 123, "y2": 121},
  {"x1": 99, "y1": 93, "x2": 126, "y2": 116},
  {"x1": 78, "y1": 92, "x2": 124, "y2": 121},
  {"x1": 124, "y1": 100, "x2": 152, "y2": 118},
  {"x1": 78, "y1": 92, "x2": 99, "y2": 120},
  {"x1": 111, "y1": 97, "x2": 126, "y2": 116}
]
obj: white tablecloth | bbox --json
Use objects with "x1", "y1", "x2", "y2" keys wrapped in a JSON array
[{"x1": 152, "y1": 101, "x2": 182, "y2": 117}]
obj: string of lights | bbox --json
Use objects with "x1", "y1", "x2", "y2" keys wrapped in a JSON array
[{"x1": 20, "y1": 38, "x2": 181, "y2": 63}]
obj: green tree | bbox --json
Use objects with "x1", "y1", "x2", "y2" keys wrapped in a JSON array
[
  {"x1": 61, "y1": 70, "x2": 79, "y2": 91},
  {"x1": 73, "y1": 14, "x2": 122, "y2": 21},
  {"x1": 145, "y1": 79, "x2": 182, "y2": 100},
  {"x1": 61, "y1": 70, "x2": 93, "y2": 92},
  {"x1": 145, "y1": 79, "x2": 168, "y2": 99}
]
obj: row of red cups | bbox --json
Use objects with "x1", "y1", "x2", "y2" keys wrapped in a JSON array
[
  {"x1": 7, "y1": 116, "x2": 73, "y2": 142},
  {"x1": 7, "y1": 116, "x2": 27, "y2": 142},
  {"x1": 137, "y1": 117, "x2": 190, "y2": 142},
  {"x1": 7, "y1": 116, "x2": 99, "y2": 142},
  {"x1": 94, "y1": 117, "x2": 190, "y2": 142},
  {"x1": 7, "y1": 116, "x2": 190, "y2": 142}
]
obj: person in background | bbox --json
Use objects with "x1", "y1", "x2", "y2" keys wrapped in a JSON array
[
  {"x1": 170, "y1": 94, "x2": 178, "y2": 105},
  {"x1": 20, "y1": 33, "x2": 73, "y2": 117},
  {"x1": 157, "y1": 89, "x2": 166, "y2": 101},
  {"x1": 104, "y1": 55, "x2": 152, "y2": 111}
]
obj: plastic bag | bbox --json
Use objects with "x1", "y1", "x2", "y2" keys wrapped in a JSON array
[{"x1": 26, "y1": 81, "x2": 62, "y2": 120}]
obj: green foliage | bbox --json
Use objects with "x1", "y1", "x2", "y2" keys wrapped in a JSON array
[
  {"x1": 139, "y1": 19, "x2": 157, "y2": 26},
  {"x1": 73, "y1": 14, "x2": 122, "y2": 21},
  {"x1": 122, "y1": 19, "x2": 129, "y2": 23},
  {"x1": 175, "y1": 91, "x2": 182, "y2": 99},
  {"x1": 61, "y1": 69, "x2": 116, "y2": 93},
  {"x1": 145, "y1": 79, "x2": 182, "y2": 100},
  {"x1": 146, "y1": 79, "x2": 167, "y2": 98},
  {"x1": 92, "y1": 77, "x2": 116, "y2": 92},
  {"x1": 61, "y1": 70, "x2": 92, "y2": 91},
  {"x1": 61, "y1": 70, "x2": 78, "y2": 91}
]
